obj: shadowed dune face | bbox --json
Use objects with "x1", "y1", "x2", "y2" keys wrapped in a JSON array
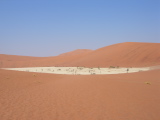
[
  {"x1": 0, "y1": 69, "x2": 160, "y2": 120},
  {"x1": 0, "y1": 42, "x2": 160, "y2": 68}
]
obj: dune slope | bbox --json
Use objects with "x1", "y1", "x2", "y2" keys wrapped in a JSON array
[
  {"x1": 0, "y1": 49, "x2": 92, "y2": 68},
  {"x1": 59, "y1": 49, "x2": 93, "y2": 56},
  {"x1": 1, "y1": 42, "x2": 160, "y2": 68},
  {"x1": 66, "y1": 42, "x2": 160, "y2": 67}
]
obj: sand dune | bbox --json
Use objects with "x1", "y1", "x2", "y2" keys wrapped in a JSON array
[
  {"x1": 59, "y1": 49, "x2": 93, "y2": 56},
  {"x1": 0, "y1": 69, "x2": 160, "y2": 120},
  {"x1": 66, "y1": 42, "x2": 160, "y2": 67},
  {"x1": 1, "y1": 42, "x2": 160, "y2": 68},
  {"x1": 0, "y1": 49, "x2": 92, "y2": 68},
  {"x1": 0, "y1": 54, "x2": 43, "y2": 61}
]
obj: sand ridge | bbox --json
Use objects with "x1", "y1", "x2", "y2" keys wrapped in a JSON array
[
  {"x1": 1, "y1": 42, "x2": 160, "y2": 68},
  {"x1": 0, "y1": 49, "x2": 92, "y2": 68},
  {"x1": 66, "y1": 42, "x2": 160, "y2": 67},
  {"x1": 59, "y1": 49, "x2": 93, "y2": 56}
]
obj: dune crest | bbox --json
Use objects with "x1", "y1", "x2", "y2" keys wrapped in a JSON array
[
  {"x1": 59, "y1": 49, "x2": 93, "y2": 56},
  {"x1": 66, "y1": 42, "x2": 160, "y2": 67},
  {"x1": 0, "y1": 42, "x2": 160, "y2": 68}
]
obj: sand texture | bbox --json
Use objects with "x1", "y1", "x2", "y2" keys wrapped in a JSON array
[{"x1": 0, "y1": 69, "x2": 160, "y2": 120}]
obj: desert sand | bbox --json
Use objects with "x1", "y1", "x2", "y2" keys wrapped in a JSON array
[
  {"x1": 0, "y1": 42, "x2": 160, "y2": 68},
  {"x1": 0, "y1": 42, "x2": 160, "y2": 120},
  {"x1": 0, "y1": 69, "x2": 160, "y2": 120},
  {"x1": 67, "y1": 42, "x2": 160, "y2": 67},
  {"x1": 0, "y1": 49, "x2": 92, "y2": 68}
]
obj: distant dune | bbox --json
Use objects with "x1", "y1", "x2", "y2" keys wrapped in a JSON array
[
  {"x1": 0, "y1": 54, "x2": 42, "y2": 61},
  {"x1": 59, "y1": 49, "x2": 93, "y2": 56},
  {"x1": 0, "y1": 42, "x2": 160, "y2": 68},
  {"x1": 0, "y1": 49, "x2": 92, "y2": 68}
]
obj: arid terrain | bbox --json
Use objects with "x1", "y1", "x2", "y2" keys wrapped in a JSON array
[
  {"x1": 3, "y1": 66, "x2": 151, "y2": 75},
  {"x1": 0, "y1": 42, "x2": 160, "y2": 120},
  {"x1": 1, "y1": 42, "x2": 160, "y2": 68}
]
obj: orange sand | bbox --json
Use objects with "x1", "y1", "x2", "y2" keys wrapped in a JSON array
[
  {"x1": 0, "y1": 42, "x2": 160, "y2": 120},
  {"x1": 0, "y1": 69, "x2": 160, "y2": 120},
  {"x1": 1, "y1": 42, "x2": 160, "y2": 68}
]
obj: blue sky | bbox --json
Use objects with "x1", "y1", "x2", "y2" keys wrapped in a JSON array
[{"x1": 0, "y1": 0, "x2": 160, "y2": 56}]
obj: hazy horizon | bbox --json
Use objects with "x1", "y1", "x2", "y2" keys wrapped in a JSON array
[{"x1": 1, "y1": 0, "x2": 160, "y2": 57}]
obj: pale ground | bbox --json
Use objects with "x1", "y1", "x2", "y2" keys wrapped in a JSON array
[{"x1": 2, "y1": 66, "x2": 152, "y2": 75}]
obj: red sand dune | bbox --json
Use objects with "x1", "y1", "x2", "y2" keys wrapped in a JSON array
[
  {"x1": 0, "y1": 54, "x2": 46, "y2": 68},
  {"x1": 66, "y1": 42, "x2": 160, "y2": 67},
  {"x1": 0, "y1": 54, "x2": 42, "y2": 61},
  {"x1": 0, "y1": 49, "x2": 92, "y2": 68},
  {"x1": 0, "y1": 42, "x2": 160, "y2": 68},
  {"x1": 0, "y1": 69, "x2": 160, "y2": 120},
  {"x1": 59, "y1": 49, "x2": 93, "y2": 56}
]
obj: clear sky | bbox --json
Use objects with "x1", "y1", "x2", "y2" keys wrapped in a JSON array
[{"x1": 0, "y1": 0, "x2": 160, "y2": 56}]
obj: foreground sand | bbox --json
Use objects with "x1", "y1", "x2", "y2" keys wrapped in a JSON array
[
  {"x1": 0, "y1": 69, "x2": 160, "y2": 120},
  {"x1": 3, "y1": 66, "x2": 151, "y2": 75}
]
